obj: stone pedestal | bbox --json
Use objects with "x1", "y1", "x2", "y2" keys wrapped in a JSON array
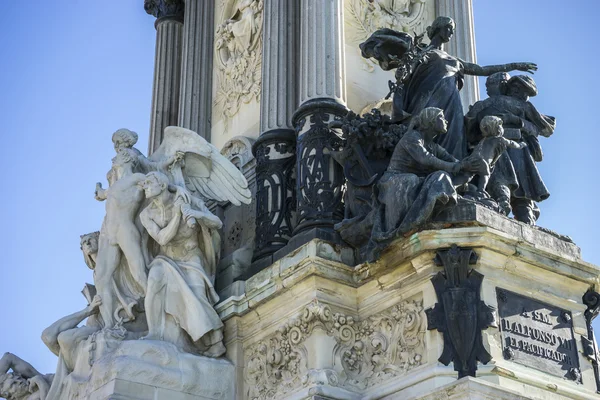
[
  {"x1": 218, "y1": 204, "x2": 600, "y2": 399},
  {"x1": 55, "y1": 337, "x2": 235, "y2": 400}
]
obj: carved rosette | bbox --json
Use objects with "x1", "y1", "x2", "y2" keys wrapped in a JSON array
[
  {"x1": 244, "y1": 298, "x2": 426, "y2": 398},
  {"x1": 214, "y1": 0, "x2": 264, "y2": 119},
  {"x1": 144, "y1": 0, "x2": 184, "y2": 22},
  {"x1": 345, "y1": 0, "x2": 432, "y2": 71},
  {"x1": 252, "y1": 130, "x2": 296, "y2": 261},
  {"x1": 292, "y1": 99, "x2": 347, "y2": 235},
  {"x1": 426, "y1": 245, "x2": 496, "y2": 378}
]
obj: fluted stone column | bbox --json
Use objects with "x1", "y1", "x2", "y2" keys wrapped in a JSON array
[
  {"x1": 252, "y1": 0, "x2": 298, "y2": 263},
  {"x1": 290, "y1": 0, "x2": 347, "y2": 244},
  {"x1": 178, "y1": 0, "x2": 214, "y2": 140},
  {"x1": 436, "y1": 0, "x2": 479, "y2": 111},
  {"x1": 145, "y1": 0, "x2": 184, "y2": 154}
]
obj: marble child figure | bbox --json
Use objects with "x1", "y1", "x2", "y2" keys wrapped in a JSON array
[
  {"x1": 469, "y1": 115, "x2": 526, "y2": 194},
  {"x1": 94, "y1": 129, "x2": 185, "y2": 328},
  {"x1": 93, "y1": 150, "x2": 149, "y2": 328}
]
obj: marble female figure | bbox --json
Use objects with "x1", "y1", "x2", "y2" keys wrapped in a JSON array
[{"x1": 139, "y1": 172, "x2": 226, "y2": 358}]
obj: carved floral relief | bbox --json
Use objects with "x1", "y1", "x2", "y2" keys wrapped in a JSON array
[
  {"x1": 345, "y1": 0, "x2": 432, "y2": 71},
  {"x1": 215, "y1": 0, "x2": 264, "y2": 119},
  {"x1": 244, "y1": 297, "x2": 426, "y2": 399}
]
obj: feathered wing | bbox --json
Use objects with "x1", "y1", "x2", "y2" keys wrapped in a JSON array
[{"x1": 150, "y1": 126, "x2": 252, "y2": 205}]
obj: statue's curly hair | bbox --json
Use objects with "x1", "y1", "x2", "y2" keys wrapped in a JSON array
[{"x1": 111, "y1": 128, "x2": 138, "y2": 148}]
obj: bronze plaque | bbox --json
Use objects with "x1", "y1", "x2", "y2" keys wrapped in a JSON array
[{"x1": 496, "y1": 288, "x2": 580, "y2": 381}]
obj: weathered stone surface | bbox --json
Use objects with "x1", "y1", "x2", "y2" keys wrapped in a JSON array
[
  {"x1": 431, "y1": 201, "x2": 581, "y2": 260},
  {"x1": 84, "y1": 341, "x2": 235, "y2": 400}
]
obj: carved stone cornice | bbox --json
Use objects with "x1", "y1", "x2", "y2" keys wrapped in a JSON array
[{"x1": 144, "y1": 0, "x2": 184, "y2": 22}]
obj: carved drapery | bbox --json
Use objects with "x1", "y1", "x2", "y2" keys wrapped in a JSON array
[{"x1": 244, "y1": 298, "x2": 426, "y2": 399}]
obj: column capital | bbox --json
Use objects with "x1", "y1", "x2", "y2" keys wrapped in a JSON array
[{"x1": 144, "y1": 0, "x2": 184, "y2": 22}]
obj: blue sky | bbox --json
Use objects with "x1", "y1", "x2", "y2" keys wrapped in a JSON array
[{"x1": 0, "y1": 0, "x2": 599, "y2": 377}]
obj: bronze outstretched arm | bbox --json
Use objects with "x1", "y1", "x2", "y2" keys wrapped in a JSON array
[{"x1": 461, "y1": 60, "x2": 538, "y2": 76}]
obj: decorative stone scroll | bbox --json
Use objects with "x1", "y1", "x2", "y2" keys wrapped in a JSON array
[
  {"x1": 244, "y1": 297, "x2": 425, "y2": 399},
  {"x1": 214, "y1": 0, "x2": 264, "y2": 119},
  {"x1": 497, "y1": 288, "x2": 580, "y2": 382}
]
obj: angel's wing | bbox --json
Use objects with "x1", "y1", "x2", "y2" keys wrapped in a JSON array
[{"x1": 150, "y1": 126, "x2": 252, "y2": 206}]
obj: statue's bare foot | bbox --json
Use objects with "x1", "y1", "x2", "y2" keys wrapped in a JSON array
[
  {"x1": 203, "y1": 342, "x2": 226, "y2": 358},
  {"x1": 140, "y1": 332, "x2": 161, "y2": 341}
]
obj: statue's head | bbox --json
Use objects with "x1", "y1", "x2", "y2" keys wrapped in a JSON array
[
  {"x1": 0, "y1": 373, "x2": 30, "y2": 400},
  {"x1": 506, "y1": 75, "x2": 538, "y2": 101},
  {"x1": 486, "y1": 72, "x2": 510, "y2": 96},
  {"x1": 480, "y1": 116, "x2": 504, "y2": 138},
  {"x1": 80, "y1": 231, "x2": 100, "y2": 270},
  {"x1": 111, "y1": 149, "x2": 138, "y2": 179},
  {"x1": 142, "y1": 171, "x2": 170, "y2": 199},
  {"x1": 417, "y1": 107, "x2": 447, "y2": 135},
  {"x1": 112, "y1": 129, "x2": 138, "y2": 151},
  {"x1": 427, "y1": 16, "x2": 455, "y2": 43}
]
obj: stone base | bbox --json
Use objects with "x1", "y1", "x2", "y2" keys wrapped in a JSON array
[
  {"x1": 218, "y1": 203, "x2": 600, "y2": 399},
  {"x1": 82, "y1": 340, "x2": 234, "y2": 400}
]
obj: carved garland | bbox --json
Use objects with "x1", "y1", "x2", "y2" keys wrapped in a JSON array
[
  {"x1": 214, "y1": 0, "x2": 264, "y2": 119},
  {"x1": 244, "y1": 299, "x2": 426, "y2": 399}
]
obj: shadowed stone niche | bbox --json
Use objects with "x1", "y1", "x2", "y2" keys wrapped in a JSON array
[{"x1": 214, "y1": 136, "x2": 257, "y2": 296}]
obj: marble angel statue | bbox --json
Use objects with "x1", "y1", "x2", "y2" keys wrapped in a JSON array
[
  {"x1": 139, "y1": 126, "x2": 251, "y2": 357},
  {"x1": 93, "y1": 129, "x2": 183, "y2": 328}
]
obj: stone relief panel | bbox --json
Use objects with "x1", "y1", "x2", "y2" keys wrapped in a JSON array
[
  {"x1": 214, "y1": 0, "x2": 264, "y2": 119},
  {"x1": 344, "y1": 0, "x2": 435, "y2": 112},
  {"x1": 345, "y1": 0, "x2": 432, "y2": 72},
  {"x1": 244, "y1": 295, "x2": 426, "y2": 399}
]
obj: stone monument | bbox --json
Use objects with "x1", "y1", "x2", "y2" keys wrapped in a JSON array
[{"x1": 2, "y1": 1, "x2": 600, "y2": 400}]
